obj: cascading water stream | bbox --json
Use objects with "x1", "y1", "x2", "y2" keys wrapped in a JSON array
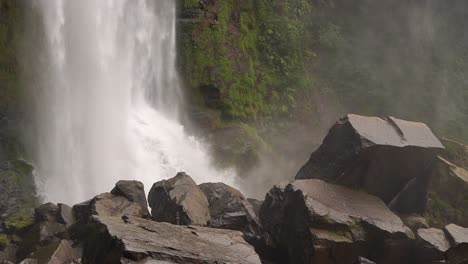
[{"x1": 27, "y1": 0, "x2": 237, "y2": 204}]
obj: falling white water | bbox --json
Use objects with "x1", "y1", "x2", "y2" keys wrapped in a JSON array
[{"x1": 28, "y1": 0, "x2": 237, "y2": 204}]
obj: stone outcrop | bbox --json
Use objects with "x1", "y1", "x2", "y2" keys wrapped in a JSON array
[
  {"x1": 444, "y1": 224, "x2": 468, "y2": 264},
  {"x1": 73, "y1": 191, "x2": 148, "y2": 224},
  {"x1": 199, "y1": 182, "x2": 260, "y2": 234},
  {"x1": 260, "y1": 179, "x2": 413, "y2": 264},
  {"x1": 295, "y1": 114, "x2": 444, "y2": 214},
  {"x1": 148, "y1": 172, "x2": 210, "y2": 226},
  {"x1": 414, "y1": 228, "x2": 450, "y2": 263},
  {"x1": 81, "y1": 215, "x2": 261, "y2": 264},
  {"x1": 110, "y1": 180, "x2": 150, "y2": 218}
]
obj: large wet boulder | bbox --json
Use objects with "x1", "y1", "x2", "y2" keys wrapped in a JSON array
[
  {"x1": 81, "y1": 215, "x2": 261, "y2": 264},
  {"x1": 148, "y1": 172, "x2": 210, "y2": 226},
  {"x1": 260, "y1": 179, "x2": 413, "y2": 264},
  {"x1": 72, "y1": 192, "x2": 147, "y2": 224},
  {"x1": 110, "y1": 180, "x2": 150, "y2": 218},
  {"x1": 72, "y1": 180, "x2": 147, "y2": 224},
  {"x1": 296, "y1": 114, "x2": 444, "y2": 214},
  {"x1": 199, "y1": 182, "x2": 260, "y2": 234},
  {"x1": 426, "y1": 157, "x2": 468, "y2": 227}
]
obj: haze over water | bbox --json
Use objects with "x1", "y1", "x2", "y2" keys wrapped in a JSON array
[{"x1": 28, "y1": 0, "x2": 237, "y2": 204}]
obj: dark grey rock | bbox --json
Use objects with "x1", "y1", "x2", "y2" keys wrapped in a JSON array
[
  {"x1": 72, "y1": 192, "x2": 147, "y2": 224},
  {"x1": 148, "y1": 172, "x2": 210, "y2": 226},
  {"x1": 401, "y1": 214, "x2": 429, "y2": 232},
  {"x1": 34, "y1": 203, "x2": 58, "y2": 223},
  {"x1": 110, "y1": 180, "x2": 149, "y2": 218},
  {"x1": 414, "y1": 228, "x2": 449, "y2": 263},
  {"x1": 48, "y1": 240, "x2": 81, "y2": 264},
  {"x1": 57, "y1": 203, "x2": 75, "y2": 228},
  {"x1": 199, "y1": 182, "x2": 260, "y2": 234},
  {"x1": 260, "y1": 179, "x2": 413, "y2": 264},
  {"x1": 81, "y1": 215, "x2": 261, "y2": 264},
  {"x1": 247, "y1": 198, "x2": 262, "y2": 217},
  {"x1": 295, "y1": 114, "x2": 444, "y2": 214},
  {"x1": 444, "y1": 224, "x2": 468, "y2": 264}
]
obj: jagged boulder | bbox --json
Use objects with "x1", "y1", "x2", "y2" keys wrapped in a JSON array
[
  {"x1": 110, "y1": 180, "x2": 150, "y2": 218},
  {"x1": 414, "y1": 228, "x2": 450, "y2": 263},
  {"x1": 73, "y1": 192, "x2": 146, "y2": 224},
  {"x1": 295, "y1": 114, "x2": 444, "y2": 214},
  {"x1": 260, "y1": 179, "x2": 413, "y2": 264},
  {"x1": 33, "y1": 203, "x2": 67, "y2": 244},
  {"x1": 413, "y1": 224, "x2": 468, "y2": 264},
  {"x1": 148, "y1": 172, "x2": 210, "y2": 226},
  {"x1": 57, "y1": 203, "x2": 75, "y2": 228},
  {"x1": 199, "y1": 182, "x2": 260, "y2": 234},
  {"x1": 444, "y1": 224, "x2": 468, "y2": 264},
  {"x1": 81, "y1": 215, "x2": 261, "y2": 264},
  {"x1": 23, "y1": 239, "x2": 81, "y2": 264}
]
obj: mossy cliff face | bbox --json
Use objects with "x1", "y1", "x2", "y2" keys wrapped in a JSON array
[
  {"x1": 178, "y1": 0, "x2": 468, "y2": 155},
  {"x1": 0, "y1": 1, "x2": 38, "y2": 260},
  {"x1": 178, "y1": 0, "x2": 313, "y2": 122}
]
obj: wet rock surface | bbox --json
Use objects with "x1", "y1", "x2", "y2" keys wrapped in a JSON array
[
  {"x1": 82, "y1": 215, "x2": 261, "y2": 264},
  {"x1": 296, "y1": 114, "x2": 444, "y2": 214},
  {"x1": 199, "y1": 182, "x2": 260, "y2": 234},
  {"x1": 2, "y1": 114, "x2": 468, "y2": 264},
  {"x1": 110, "y1": 180, "x2": 150, "y2": 218},
  {"x1": 260, "y1": 179, "x2": 413, "y2": 264},
  {"x1": 148, "y1": 172, "x2": 211, "y2": 225}
]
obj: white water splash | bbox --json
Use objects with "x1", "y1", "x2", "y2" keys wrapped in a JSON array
[{"x1": 28, "y1": 0, "x2": 237, "y2": 204}]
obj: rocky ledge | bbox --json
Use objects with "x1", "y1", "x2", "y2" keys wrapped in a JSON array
[{"x1": 1, "y1": 114, "x2": 467, "y2": 264}]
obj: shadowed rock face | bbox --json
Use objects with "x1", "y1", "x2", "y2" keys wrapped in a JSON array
[
  {"x1": 199, "y1": 182, "x2": 260, "y2": 234},
  {"x1": 260, "y1": 179, "x2": 413, "y2": 264},
  {"x1": 148, "y1": 172, "x2": 211, "y2": 226},
  {"x1": 427, "y1": 157, "x2": 468, "y2": 227},
  {"x1": 110, "y1": 180, "x2": 150, "y2": 218},
  {"x1": 81, "y1": 215, "x2": 261, "y2": 264},
  {"x1": 72, "y1": 193, "x2": 147, "y2": 223},
  {"x1": 415, "y1": 228, "x2": 450, "y2": 263},
  {"x1": 296, "y1": 114, "x2": 444, "y2": 214}
]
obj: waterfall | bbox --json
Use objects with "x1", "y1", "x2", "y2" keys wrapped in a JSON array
[{"x1": 26, "y1": 0, "x2": 237, "y2": 204}]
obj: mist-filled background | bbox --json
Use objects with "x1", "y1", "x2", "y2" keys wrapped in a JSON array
[
  {"x1": 177, "y1": 0, "x2": 468, "y2": 196},
  {"x1": 0, "y1": 0, "x2": 466, "y2": 199}
]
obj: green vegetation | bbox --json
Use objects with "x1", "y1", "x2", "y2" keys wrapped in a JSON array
[
  {"x1": 179, "y1": 0, "x2": 468, "y2": 175},
  {"x1": 426, "y1": 190, "x2": 468, "y2": 228},
  {"x1": 4, "y1": 211, "x2": 34, "y2": 230},
  {"x1": 0, "y1": 0, "x2": 22, "y2": 117},
  {"x1": 180, "y1": 0, "x2": 313, "y2": 121},
  {"x1": 0, "y1": 234, "x2": 9, "y2": 249}
]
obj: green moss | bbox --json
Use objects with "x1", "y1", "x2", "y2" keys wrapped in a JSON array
[
  {"x1": 4, "y1": 211, "x2": 34, "y2": 230},
  {"x1": 0, "y1": 234, "x2": 9, "y2": 249},
  {"x1": 180, "y1": 0, "x2": 313, "y2": 122},
  {"x1": 183, "y1": 0, "x2": 200, "y2": 9},
  {"x1": 440, "y1": 138, "x2": 468, "y2": 168}
]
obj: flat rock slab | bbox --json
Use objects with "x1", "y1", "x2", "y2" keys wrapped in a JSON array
[
  {"x1": 290, "y1": 179, "x2": 410, "y2": 236},
  {"x1": 417, "y1": 228, "x2": 450, "y2": 253},
  {"x1": 82, "y1": 215, "x2": 261, "y2": 264},
  {"x1": 444, "y1": 224, "x2": 468, "y2": 246}
]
